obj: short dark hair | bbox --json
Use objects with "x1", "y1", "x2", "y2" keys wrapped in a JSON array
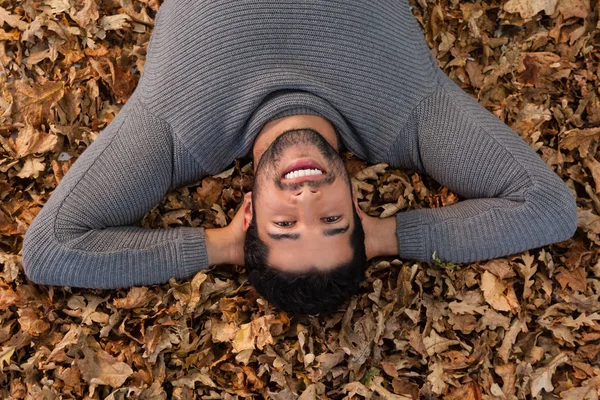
[{"x1": 244, "y1": 202, "x2": 367, "y2": 315}]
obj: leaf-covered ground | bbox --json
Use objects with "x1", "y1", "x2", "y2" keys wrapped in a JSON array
[{"x1": 1, "y1": 0, "x2": 600, "y2": 398}]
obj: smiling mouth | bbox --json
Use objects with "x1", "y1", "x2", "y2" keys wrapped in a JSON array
[{"x1": 281, "y1": 159, "x2": 326, "y2": 183}]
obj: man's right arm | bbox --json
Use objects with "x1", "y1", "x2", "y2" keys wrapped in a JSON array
[{"x1": 22, "y1": 91, "x2": 213, "y2": 289}]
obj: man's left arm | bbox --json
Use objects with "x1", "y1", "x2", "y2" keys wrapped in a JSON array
[{"x1": 375, "y1": 70, "x2": 577, "y2": 264}]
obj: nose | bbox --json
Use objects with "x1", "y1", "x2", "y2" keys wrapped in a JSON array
[{"x1": 292, "y1": 187, "x2": 319, "y2": 197}]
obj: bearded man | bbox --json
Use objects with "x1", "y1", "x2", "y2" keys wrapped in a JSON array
[{"x1": 23, "y1": 0, "x2": 577, "y2": 314}]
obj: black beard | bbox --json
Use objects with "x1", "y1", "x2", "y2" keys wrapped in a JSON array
[{"x1": 254, "y1": 128, "x2": 348, "y2": 193}]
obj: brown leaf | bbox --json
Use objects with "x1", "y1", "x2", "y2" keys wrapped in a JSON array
[
  {"x1": 555, "y1": 267, "x2": 587, "y2": 292},
  {"x1": 171, "y1": 372, "x2": 217, "y2": 389},
  {"x1": 18, "y1": 308, "x2": 50, "y2": 337},
  {"x1": 143, "y1": 325, "x2": 179, "y2": 363},
  {"x1": 584, "y1": 157, "x2": 600, "y2": 194},
  {"x1": 15, "y1": 124, "x2": 59, "y2": 157},
  {"x1": 0, "y1": 7, "x2": 28, "y2": 31},
  {"x1": 530, "y1": 352, "x2": 569, "y2": 397},
  {"x1": 560, "y1": 127, "x2": 600, "y2": 159},
  {"x1": 504, "y1": 0, "x2": 558, "y2": 19},
  {"x1": 11, "y1": 80, "x2": 65, "y2": 126},
  {"x1": 427, "y1": 360, "x2": 446, "y2": 395},
  {"x1": 48, "y1": 326, "x2": 81, "y2": 363},
  {"x1": 559, "y1": 376, "x2": 600, "y2": 399},
  {"x1": 100, "y1": 14, "x2": 132, "y2": 31},
  {"x1": 69, "y1": 0, "x2": 100, "y2": 30},
  {"x1": 120, "y1": 0, "x2": 155, "y2": 25},
  {"x1": 498, "y1": 317, "x2": 526, "y2": 363},
  {"x1": 495, "y1": 363, "x2": 517, "y2": 398},
  {"x1": 113, "y1": 287, "x2": 152, "y2": 309},
  {"x1": 77, "y1": 337, "x2": 133, "y2": 387},
  {"x1": 556, "y1": 0, "x2": 590, "y2": 19},
  {"x1": 422, "y1": 330, "x2": 459, "y2": 356},
  {"x1": 480, "y1": 259, "x2": 516, "y2": 280},
  {"x1": 444, "y1": 382, "x2": 483, "y2": 400},
  {"x1": 366, "y1": 376, "x2": 412, "y2": 400},
  {"x1": 17, "y1": 156, "x2": 46, "y2": 179},
  {"x1": 481, "y1": 271, "x2": 516, "y2": 312},
  {"x1": 195, "y1": 177, "x2": 223, "y2": 206}
]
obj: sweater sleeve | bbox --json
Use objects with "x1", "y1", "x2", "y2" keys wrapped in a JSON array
[
  {"x1": 22, "y1": 92, "x2": 208, "y2": 288},
  {"x1": 387, "y1": 70, "x2": 577, "y2": 264}
]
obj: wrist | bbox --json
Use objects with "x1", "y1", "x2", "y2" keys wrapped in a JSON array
[
  {"x1": 364, "y1": 216, "x2": 398, "y2": 260},
  {"x1": 205, "y1": 227, "x2": 233, "y2": 266}
]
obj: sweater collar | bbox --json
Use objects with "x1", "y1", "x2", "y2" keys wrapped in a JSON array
[{"x1": 241, "y1": 90, "x2": 368, "y2": 160}]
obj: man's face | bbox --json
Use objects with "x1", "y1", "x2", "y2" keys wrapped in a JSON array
[{"x1": 250, "y1": 129, "x2": 356, "y2": 272}]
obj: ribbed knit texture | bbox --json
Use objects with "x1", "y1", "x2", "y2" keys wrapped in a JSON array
[{"x1": 22, "y1": 0, "x2": 577, "y2": 288}]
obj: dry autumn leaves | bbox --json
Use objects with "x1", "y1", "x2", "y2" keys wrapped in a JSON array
[{"x1": 0, "y1": 0, "x2": 599, "y2": 398}]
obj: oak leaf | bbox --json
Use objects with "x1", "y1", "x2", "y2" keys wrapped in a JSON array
[
  {"x1": 480, "y1": 271, "x2": 515, "y2": 312},
  {"x1": 530, "y1": 352, "x2": 569, "y2": 397},
  {"x1": 11, "y1": 80, "x2": 65, "y2": 126},
  {"x1": 77, "y1": 337, "x2": 133, "y2": 387},
  {"x1": 113, "y1": 287, "x2": 152, "y2": 309},
  {"x1": 17, "y1": 156, "x2": 46, "y2": 179},
  {"x1": 15, "y1": 124, "x2": 58, "y2": 157},
  {"x1": 504, "y1": 0, "x2": 558, "y2": 19}
]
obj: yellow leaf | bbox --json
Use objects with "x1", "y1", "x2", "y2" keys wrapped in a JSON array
[{"x1": 0, "y1": 346, "x2": 15, "y2": 367}]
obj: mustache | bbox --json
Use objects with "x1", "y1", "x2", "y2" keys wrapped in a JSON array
[{"x1": 275, "y1": 172, "x2": 336, "y2": 191}]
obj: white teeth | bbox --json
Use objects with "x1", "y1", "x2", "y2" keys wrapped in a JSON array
[{"x1": 284, "y1": 168, "x2": 323, "y2": 179}]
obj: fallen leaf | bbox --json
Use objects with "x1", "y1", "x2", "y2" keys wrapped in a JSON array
[
  {"x1": 77, "y1": 337, "x2": 133, "y2": 387},
  {"x1": 422, "y1": 329, "x2": 459, "y2": 356},
  {"x1": 366, "y1": 376, "x2": 412, "y2": 400},
  {"x1": 113, "y1": 287, "x2": 152, "y2": 309},
  {"x1": 0, "y1": 7, "x2": 28, "y2": 31},
  {"x1": 427, "y1": 360, "x2": 446, "y2": 395},
  {"x1": 481, "y1": 271, "x2": 514, "y2": 312},
  {"x1": 17, "y1": 156, "x2": 46, "y2": 179},
  {"x1": 15, "y1": 124, "x2": 59, "y2": 157},
  {"x1": 530, "y1": 352, "x2": 569, "y2": 397},
  {"x1": 100, "y1": 14, "x2": 132, "y2": 31},
  {"x1": 556, "y1": 0, "x2": 591, "y2": 19},
  {"x1": 11, "y1": 80, "x2": 65, "y2": 126},
  {"x1": 560, "y1": 128, "x2": 600, "y2": 159},
  {"x1": 504, "y1": 0, "x2": 558, "y2": 19}
]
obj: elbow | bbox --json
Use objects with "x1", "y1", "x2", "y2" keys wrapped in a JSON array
[
  {"x1": 530, "y1": 181, "x2": 577, "y2": 244},
  {"x1": 22, "y1": 211, "x2": 62, "y2": 286},
  {"x1": 22, "y1": 220, "x2": 48, "y2": 285},
  {"x1": 553, "y1": 183, "x2": 578, "y2": 241},
  {"x1": 22, "y1": 231, "x2": 41, "y2": 284}
]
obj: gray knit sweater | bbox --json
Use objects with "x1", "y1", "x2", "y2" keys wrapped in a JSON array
[{"x1": 22, "y1": 0, "x2": 577, "y2": 288}]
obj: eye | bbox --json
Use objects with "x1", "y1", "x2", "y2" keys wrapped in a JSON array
[
  {"x1": 275, "y1": 221, "x2": 296, "y2": 227},
  {"x1": 322, "y1": 216, "x2": 341, "y2": 223}
]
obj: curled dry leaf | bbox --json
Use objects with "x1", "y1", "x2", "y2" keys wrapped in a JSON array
[
  {"x1": 480, "y1": 271, "x2": 519, "y2": 312},
  {"x1": 76, "y1": 337, "x2": 133, "y2": 388},
  {"x1": 15, "y1": 124, "x2": 59, "y2": 157},
  {"x1": 503, "y1": 0, "x2": 558, "y2": 20},
  {"x1": 112, "y1": 286, "x2": 152, "y2": 309},
  {"x1": 530, "y1": 352, "x2": 569, "y2": 397}
]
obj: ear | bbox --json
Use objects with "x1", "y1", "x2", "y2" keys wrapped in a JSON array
[
  {"x1": 352, "y1": 193, "x2": 365, "y2": 221},
  {"x1": 242, "y1": 191, "x2": 253, "y2": 231}
]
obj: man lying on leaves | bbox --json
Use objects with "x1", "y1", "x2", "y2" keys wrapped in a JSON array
[{"x1": 22, "y1": 0, "x2": 577, "y2": 315}]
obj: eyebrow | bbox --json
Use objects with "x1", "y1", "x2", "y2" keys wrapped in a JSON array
[{"x1": 267, "y1": 224, "x2": 350, "y2": 240}]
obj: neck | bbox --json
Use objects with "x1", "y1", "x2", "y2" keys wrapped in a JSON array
[{"x1": 252, "y1": 114, "x2": 338, "y2": 170}]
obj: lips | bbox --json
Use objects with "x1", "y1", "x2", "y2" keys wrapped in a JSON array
[
  {"x1": 280, "y1": 159, "x2": 327, "y2": 184},
  {"x1": 281, "y1": 159, "x2": 326, "y2": 177}
]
